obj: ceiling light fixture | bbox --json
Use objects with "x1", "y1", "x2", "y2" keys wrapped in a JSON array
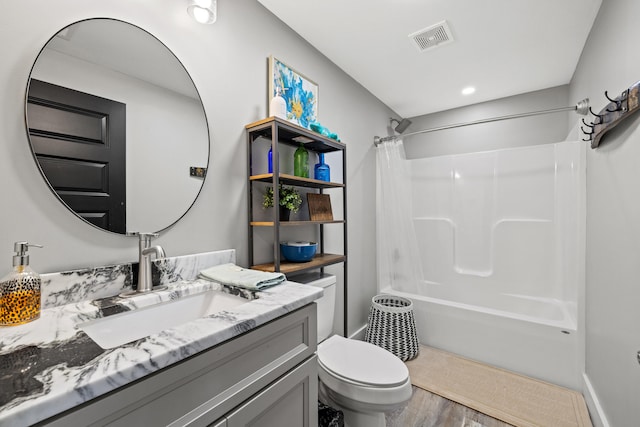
[
  {"x1": 461, "y1": 86, "x2": 476, "y2": 96},
  {"x1": 187, "y1": 0, "x2": 217, "y2": 24}
]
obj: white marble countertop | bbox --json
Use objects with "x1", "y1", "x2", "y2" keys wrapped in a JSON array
[{"x1": 0, "y1": 252, "x2": 322, "y2": 426}]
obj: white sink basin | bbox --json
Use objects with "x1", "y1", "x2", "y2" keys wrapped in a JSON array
[{"x1": 80, "y1": 290, "x2": 248, "y2": 349}]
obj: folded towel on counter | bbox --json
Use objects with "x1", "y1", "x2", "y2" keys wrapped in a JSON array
[{"x1": 198, "y1": 263, "x2": 285, "y2": 291}]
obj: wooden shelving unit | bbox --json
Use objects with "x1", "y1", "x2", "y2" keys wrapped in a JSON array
[{"x1": 246, "y1": 117, "x2": 348, "y2": 333}]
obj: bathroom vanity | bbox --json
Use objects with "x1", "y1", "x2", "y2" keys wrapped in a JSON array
[
  {"x1": 0, "y1": 250, "x2": 321, "y2": 426},
  {"x1": 43, "y1": 304, "x2": 317, "y2": 427}
]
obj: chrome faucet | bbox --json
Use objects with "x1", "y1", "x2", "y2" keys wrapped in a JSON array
[
  {"x1": 136, "y1": 233, "x2": 165, "y2": 293},
  {"x1": 119, "y1": 233, "x2": 167, "y2": 298}
]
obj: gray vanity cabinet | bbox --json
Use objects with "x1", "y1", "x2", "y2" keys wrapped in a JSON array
[{"x1": 39, "y1": 304, "x2": 318, "y2": 427}]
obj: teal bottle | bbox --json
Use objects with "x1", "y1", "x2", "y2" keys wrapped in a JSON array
[
  {"x1": 294, "y1": 144, "x2": 309, "y2": 178},
  {"x1": 314, "y1": 153, "x2": 330, "y2": 182}
]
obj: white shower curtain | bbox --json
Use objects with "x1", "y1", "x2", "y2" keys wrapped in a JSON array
[{"x1": 376, "y1": 139, "x2": 422, "y2": 293}]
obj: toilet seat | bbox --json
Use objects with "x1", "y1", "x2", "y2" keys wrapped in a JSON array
[
  {"x1": 317, "y1": 335, "x2": 409, "y2": 387},
  {"x1": 317, "y1": 335, "x2": 412, "y2": 409}
]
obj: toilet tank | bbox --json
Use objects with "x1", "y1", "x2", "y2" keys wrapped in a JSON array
[{"x1": 291, "y1": 273, "x2": 336, "y2": 343}]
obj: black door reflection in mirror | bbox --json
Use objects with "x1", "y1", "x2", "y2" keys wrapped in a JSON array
[{"x1": 27, "y1": 79, "x2": 127, "y2": 233}]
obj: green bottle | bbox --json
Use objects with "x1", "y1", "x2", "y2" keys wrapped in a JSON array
[{"x1": 294, "y1": 144, "x2": 309, "y2": 178}]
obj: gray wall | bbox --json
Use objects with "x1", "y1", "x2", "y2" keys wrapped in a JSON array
[
  {"x1": 404, "y1": 85, "x2": 571, "y2": 159},
  {"x1": 0, "y1": 0, "x2": 392, "y2": 336},
  {"x1": 569, "y1": 0, "x2": 640, "y2": 425}
]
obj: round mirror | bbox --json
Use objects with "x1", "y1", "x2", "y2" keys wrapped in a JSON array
[{"x1": 25, "y1": 19, "x2": 209, "y2": 234}]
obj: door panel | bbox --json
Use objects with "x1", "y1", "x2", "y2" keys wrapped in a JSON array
[{"x1": 26, "y1": 102, "x2": 105, "y2": 142}]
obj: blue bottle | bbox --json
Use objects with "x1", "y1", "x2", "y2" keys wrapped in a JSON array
[
  {"x1": 268, "y1": 147, "x2": 273, "y2": 173},
  {"x1": 314, "y1": 153, "x2": 330, "y2": 182}
]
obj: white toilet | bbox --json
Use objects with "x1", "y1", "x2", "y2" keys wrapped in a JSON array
[{"x1": 308, "y1": 274, "x2": 412, "y2": 427}]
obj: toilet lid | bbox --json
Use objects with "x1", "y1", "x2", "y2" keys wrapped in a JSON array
[{"x1": 317, "y1": 335, "x2": 409, "y2": 387}]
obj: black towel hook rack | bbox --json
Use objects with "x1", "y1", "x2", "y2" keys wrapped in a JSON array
[{"x1": 583, "y1": 80, "x2": 640, "y2": 148}]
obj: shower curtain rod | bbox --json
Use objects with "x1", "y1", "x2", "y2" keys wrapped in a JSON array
[{"x1": 373, "y1": 98, "x2": 590, "y2": 146}]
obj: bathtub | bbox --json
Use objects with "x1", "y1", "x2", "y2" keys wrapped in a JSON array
[
  {"x1": 380, "y1": 284, "x2": 581, "y2": 390},
  {"x1": 381, "y1": 141, "x2": 584, "y2": 390}
]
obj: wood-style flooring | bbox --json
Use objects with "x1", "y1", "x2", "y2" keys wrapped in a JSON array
[{"x1": 386, "y1": 386, "x2": 513, "y2": 427}]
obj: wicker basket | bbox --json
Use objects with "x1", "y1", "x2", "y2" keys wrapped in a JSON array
[{"x1": 364, "y1": 294, "x2": 419, "y2": 361}]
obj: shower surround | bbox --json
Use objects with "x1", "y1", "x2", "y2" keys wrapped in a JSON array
[{"x1": 381, "y1": 141, "x2": 585, "y2": 389}]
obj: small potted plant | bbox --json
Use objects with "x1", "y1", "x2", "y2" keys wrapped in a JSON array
[{"x1": 263, "y1": 185, "x2": 302, "y2": 221}]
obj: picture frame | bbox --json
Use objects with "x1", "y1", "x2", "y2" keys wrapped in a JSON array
[{"x1": 268, "y1": 55, "x2": 318, "y2": 128}]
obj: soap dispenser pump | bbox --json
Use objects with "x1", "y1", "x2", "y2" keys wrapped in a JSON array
[{"x1": 0, "y1": 242, "x2": 43, "y2": 326}]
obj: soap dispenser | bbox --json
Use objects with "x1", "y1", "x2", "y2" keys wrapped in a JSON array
[
  {"x1": 269, "y1": 86, "x2": 287, "y2": 119},
  {"x1": 0, "y1": 242, "x2": 43, "y2": 326}
]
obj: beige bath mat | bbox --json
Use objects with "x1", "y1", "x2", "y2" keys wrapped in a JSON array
[{"x1": 405, "y1": 345, "x2": 592, "y2": 427}]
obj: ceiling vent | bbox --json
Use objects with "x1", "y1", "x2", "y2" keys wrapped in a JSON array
[{"x1": 409, "y1": 20, "x2": 454, "y2": 52}]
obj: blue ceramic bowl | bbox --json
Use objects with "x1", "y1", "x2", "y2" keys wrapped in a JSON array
[{"x1": 280, "y1": 241, "x2": 317, "y2": 262}]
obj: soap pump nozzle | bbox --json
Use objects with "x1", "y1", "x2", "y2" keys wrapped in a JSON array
[{"x1": 13, "y1": 242, "x2": 43, "y2": 268}]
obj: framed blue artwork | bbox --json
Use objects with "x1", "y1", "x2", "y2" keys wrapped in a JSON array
[{"x1": 268, "y1": 55, "x2": 318, "y2": 128}]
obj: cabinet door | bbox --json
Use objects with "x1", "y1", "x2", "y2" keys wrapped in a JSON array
[{"x1": 226, "y1": 356, "x2": 318, "y2": 427}]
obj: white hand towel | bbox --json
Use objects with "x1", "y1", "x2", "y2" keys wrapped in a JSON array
[{"x1": 198, "y1": 263, "x2": 285, "y2": 291}]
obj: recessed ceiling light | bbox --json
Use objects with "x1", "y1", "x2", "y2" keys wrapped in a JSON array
[{"x1": 461, "y1": 86, "x2": 476, "y2": 95}]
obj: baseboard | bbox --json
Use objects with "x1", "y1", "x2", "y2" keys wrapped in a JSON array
[
  {"x1": 349, "y1": 324, "x2": 367, "y2": 341},
  {"x1": 583, "y1": 373, "x2": 610, "y2": 427}
]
